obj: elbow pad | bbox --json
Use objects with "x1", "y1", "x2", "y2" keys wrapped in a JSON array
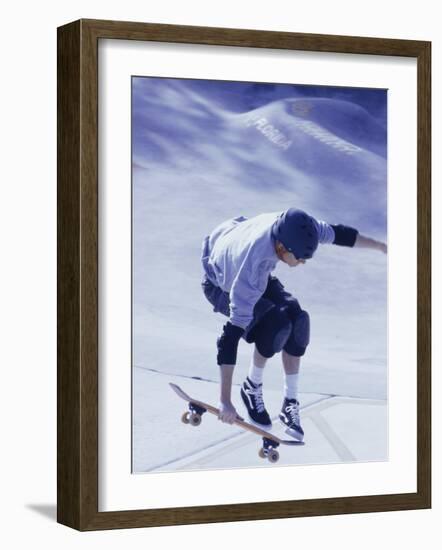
[
  {"x1": 216, "y1": 322, "x2": 245, "y2": 365},
  {"x1": 331, "y1": 224, "x2": 359, "y2": 247}
]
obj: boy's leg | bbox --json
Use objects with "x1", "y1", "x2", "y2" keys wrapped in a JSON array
[
  {"x1": 280, "y1": 350, "x2": 304, "y2": 441},
  {"x1": 240, "y1": 345, "x2": 272, "y2": 427},
  {"x1": 282, "y1": 350, "x2": 300, "y2": 399},
  {"x1": 282, "y1": 349, "x2": 300, "y2": 374},
  {"x1": 247, "y1": 345, "x2": 267, "y2": 385},
  {"x1": 240, "y1": 305, "x2": 292, "y2": 427}
]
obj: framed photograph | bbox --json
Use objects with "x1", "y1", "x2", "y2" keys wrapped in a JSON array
[{"x1": 57, "y1": 19, "x2": 431, "y2": 530}]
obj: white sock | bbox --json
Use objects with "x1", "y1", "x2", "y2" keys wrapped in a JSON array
[
  {"x1": 248, "y1": 362, "x2": 264, "y2": 386},
  {"x1": 284, "y1": 373, "x2": 299, "y2": 400}
]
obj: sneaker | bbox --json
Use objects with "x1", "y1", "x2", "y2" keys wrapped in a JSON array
[
  {"x1": 240, "y1": 377, "x2": 272, "y2": 427},
  {"x1": 279, "y1": 397, "x2": 304, "y2": 441}
]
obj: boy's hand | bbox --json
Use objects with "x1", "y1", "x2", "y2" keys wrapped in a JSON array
[
  {"x1": 378, "y1": 242, "x2": 387, "y2": 254},
  {"x1": 218, "y1": 401, "x2": 243, "y2": 424},
  {"x1": 354, "y1": 234, "x2": 387, "y2": 254}
]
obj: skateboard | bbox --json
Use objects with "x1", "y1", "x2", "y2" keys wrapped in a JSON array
[{"x1": 169, "y1": 382, "x2": 303, "y2": 464}]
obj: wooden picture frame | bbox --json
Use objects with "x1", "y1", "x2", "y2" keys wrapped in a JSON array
[{"x1": 57, "y1": 18, "x2": 431, "y2": 531}]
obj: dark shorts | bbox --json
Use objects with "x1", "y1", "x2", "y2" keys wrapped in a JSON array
[{"x1": 201, "y1": 275, "x2": 307, "y2": 357}]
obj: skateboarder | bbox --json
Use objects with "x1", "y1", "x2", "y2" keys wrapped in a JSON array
[{"x1": 201, "y1": 208, "x2": 387, "y2": 440}]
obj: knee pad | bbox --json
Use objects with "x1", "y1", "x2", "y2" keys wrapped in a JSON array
[
  {"x1": 253, "y1": 307, "x2": 292, "y2": 359},
  {"x1": 283, "y1": 298, "x2": 302, "y2": 321},
  {"x1": 283, "y1": 309, "x2": 310, "y2": 356},
  {"x1": 293, "y1": 310, "x2": 310, "y2": 348}
]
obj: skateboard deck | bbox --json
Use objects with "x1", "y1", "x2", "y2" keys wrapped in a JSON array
[{"x1": 169, "y1": 382, "x2": 303, "y2": 463}]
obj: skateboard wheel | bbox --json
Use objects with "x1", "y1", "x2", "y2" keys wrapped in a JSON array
[
  {"x1": 258, "y1": 448, "x2": 267, "y2": 459},
  {"x1": 268, "y1": 450, "x2": 280, "y2": 463},
  {"x1": 190, "y1": 413, "x2": 202, "y2": 426},
  {"x1": 181, "y1": 412, "x2": 190, "y2": 424}
]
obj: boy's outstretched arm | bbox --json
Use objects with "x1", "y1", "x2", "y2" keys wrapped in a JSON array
[
  {"x1": 354, "y1": 233, "x2": 387, "y2": 254},
  {"x1": 328, "y1": 223, "x2": 387, "y2": 254}
]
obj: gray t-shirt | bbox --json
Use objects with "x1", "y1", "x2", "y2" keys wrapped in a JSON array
[{"x1": 201, "y1": 212, "x2": 335, "y2": 330}]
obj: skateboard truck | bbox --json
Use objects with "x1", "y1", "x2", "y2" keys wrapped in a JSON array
[
  {"x1": 181, "y1": 402, "x2": 207, "y2": 427},
  {"x1": 259, "y1": 437, "x2": 280, "y2": 463}
]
